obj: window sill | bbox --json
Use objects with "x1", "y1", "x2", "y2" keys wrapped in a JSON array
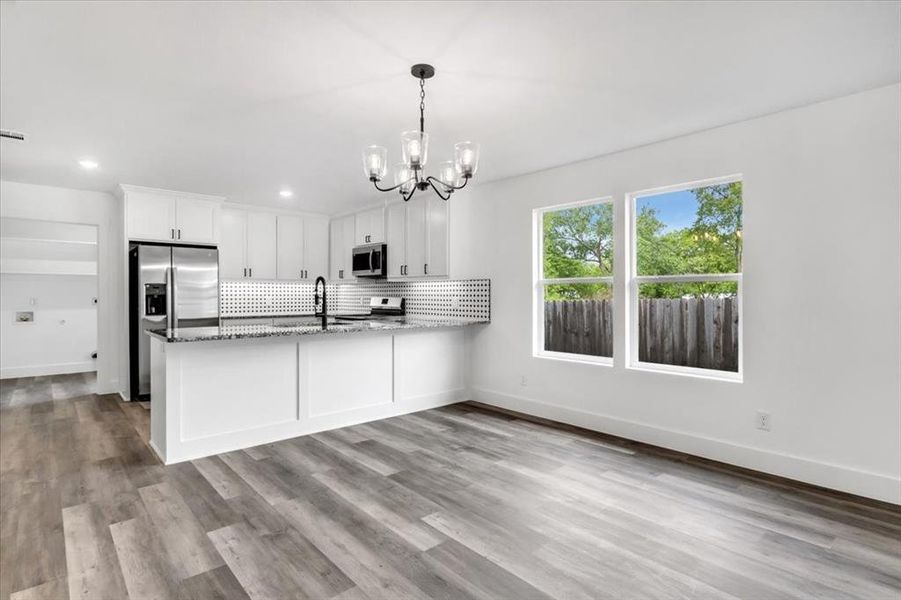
[
  {"x1": 627, "y1": 362, "x2": 743, "y2": 383},
  {"x1": 534, "y1": 351, "x2": 613, "y2": 367}
]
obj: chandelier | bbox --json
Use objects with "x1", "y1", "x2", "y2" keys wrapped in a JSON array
[{"x1": 362, "y1": 64, "x2": 479, "y2": 202}]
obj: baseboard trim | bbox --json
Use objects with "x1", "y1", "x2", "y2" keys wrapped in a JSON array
[
  {"x1": 470, "y1": 387, "x2": 901, "y2": 505},
  {"x1": 0, "y1": 362, "x2": 96, "y2": 379}
]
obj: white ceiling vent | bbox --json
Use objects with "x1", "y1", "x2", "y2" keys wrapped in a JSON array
[{"x1": 0, "y1": 129, "x2": 26, "y2": 141}]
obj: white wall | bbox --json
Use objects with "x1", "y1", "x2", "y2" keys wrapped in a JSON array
[
  {"x1": 0, "y1": 274, "x2": 98, "y2": 377},
  {"x1": 0, "y1": 181, "x2": 123, "y2": 393},
  {"x1": 454, "y1": 84, "x2": 901, "y2": 504}
]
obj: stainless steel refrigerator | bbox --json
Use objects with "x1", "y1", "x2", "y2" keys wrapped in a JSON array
[{"x1": 129, "y1": 244, "x2": 219, "y2": 399}]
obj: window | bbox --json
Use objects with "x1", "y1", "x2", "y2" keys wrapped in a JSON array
[
  {"x1": 534, "y1": 198, "x2": 614, "y2": 363},
  {"x1": 628, "y1": 176, "x2": 742, "y2": 379}
]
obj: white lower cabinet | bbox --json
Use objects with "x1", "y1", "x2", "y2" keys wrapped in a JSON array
[
  {"x1": 150, "y1": 328, "x2": 469, "y2": 463},
  {"x1": 393, "y1": 329, "x2": 464, "y2": 403},
  {"x1": 303, "y1": 335, "x2": 393, "y2": 417}
]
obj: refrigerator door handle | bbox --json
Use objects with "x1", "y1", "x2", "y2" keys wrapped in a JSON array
[{"x1": 169, "y1": 266, "x2": 178, "y2": 329}]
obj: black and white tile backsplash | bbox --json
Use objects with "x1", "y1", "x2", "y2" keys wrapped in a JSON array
[{"x1": 220, "y1": 279, "x2": 490, "y2": 320}]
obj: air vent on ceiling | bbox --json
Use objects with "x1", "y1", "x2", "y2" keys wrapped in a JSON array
[{"x1": 0, "y1": 129, "x2": 26, "y2": 141}]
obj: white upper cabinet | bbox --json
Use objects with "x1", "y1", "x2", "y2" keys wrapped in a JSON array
[
  {"x1": 123, "y1": 186, "x2": 221, "y2": 244},
  {"x1": 223, "y1": 209, "x2": 329, "y2": 281},
  {"x1": 219, "y1": 208, "x2": 248, "y2": 279},
  {"x1": 329, "y1": 215, "x2": 355, "y2": 281},
  {"x1": 355, "y1": 207, "x2": 385, "y2": 244},
  {"x1": 174, "y1": 197, "x2": 219, "y2": 244},
  {"x1": 379, "y1": 199, "x2": 448, "y2": 278},
  {"x1": 426, "y1": 196, "x2": 448, "y2": 277},
  {"x1": 246, "y1": 212, "x2": 277, "y2": 279},
  {"x1": 276, "y1": 215, "x2": 304, "y2": 280},
  {"x1": 125, "y1": 191, "x2": 176, "y2": 241},
  {"x1": 385, "y1": 203, "x2": 406, "y2": 278},
  {"x1": 304, "y1": 217, "x2": 329, "y2": 280},
  {"x1": 276, "y1": 215, "x2": 328, "y2": 280},
  {"x1": 404, "y1": 200, "x2": 427, "y2": 277}
]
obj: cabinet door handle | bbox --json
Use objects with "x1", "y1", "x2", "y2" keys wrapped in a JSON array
[
  {"x1": 177, "y1": 229, "x2": 181, "y2": 240},
  {"x1": 249, "y1": 268, "x2": 253, "y2": 278},
  {"x1": 339, "y1": 269, "x2": 343, "y2": 279},
  {"x1": 243, "y1": 267, "x2": 247, "y2": 277},
  {"x1": 171, "y1": 228, "x2": 175, "y2": 239}
]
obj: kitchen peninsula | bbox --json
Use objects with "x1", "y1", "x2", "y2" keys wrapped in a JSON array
[{"x1": 146, "y1": 316, "x2": 487, "y2": 464}]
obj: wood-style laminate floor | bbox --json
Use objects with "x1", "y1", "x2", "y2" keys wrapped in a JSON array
[{"x1": 1, "y1": 373, "x2": 900, "y2": 600}]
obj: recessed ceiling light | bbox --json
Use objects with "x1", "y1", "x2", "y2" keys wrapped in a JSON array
[
  {"x1": 78, "y1": 159, "x2": 99, "y2": 170},
  {"x1": 279, "y1": 189, "x2": 293, "y2": 198}
]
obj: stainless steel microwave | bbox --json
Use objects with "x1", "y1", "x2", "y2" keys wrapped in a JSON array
[{"x1": 351, "y1": 243, "x2": 387, "y2": 277}]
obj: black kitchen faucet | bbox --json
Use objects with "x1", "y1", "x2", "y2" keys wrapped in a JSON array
[{"x1": 314, "y1": 276, "x2": 327, "y2": 329}]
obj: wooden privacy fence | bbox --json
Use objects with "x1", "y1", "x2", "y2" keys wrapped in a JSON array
[{"x1": 544, "y1": 297, "x2": 739, "y2": 372}]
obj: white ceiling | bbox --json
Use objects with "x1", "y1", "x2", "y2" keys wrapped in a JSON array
[{"x1": 1, "y1": 1, "x2": 898, "y2": 215}]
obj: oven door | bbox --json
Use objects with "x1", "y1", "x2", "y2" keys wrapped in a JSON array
[{"x1": 352, "y1": 244, "x2": 386, "y2": 277}]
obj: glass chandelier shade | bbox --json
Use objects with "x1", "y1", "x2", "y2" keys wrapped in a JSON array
[
  {"x1": 454, "y1": 141, "x2": 480, "y2": 177},
  {"x1": 364, "y1": 64, "x2": 479, "y2": 202},
  {"x1": 400, "y1": 130, "x2": 429, "y2": 168},
  {"x1": 436, "y1": 161, "x2": 459, "y2": 188},
  {"x1": 362, "y1": 145, "x2": 388, "y2": 181},
  {"x1": 394, "y1": 163, "x2": 415, "y2": 195}
]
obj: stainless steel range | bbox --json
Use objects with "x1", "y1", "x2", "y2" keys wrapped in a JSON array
[{"x1": 335, "y1": 297, "x2": 405, "y2": 321}]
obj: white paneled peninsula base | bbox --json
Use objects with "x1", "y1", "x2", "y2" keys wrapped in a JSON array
[{"x1": 147, "y1": 322, "x2": 480, "y2": 464}]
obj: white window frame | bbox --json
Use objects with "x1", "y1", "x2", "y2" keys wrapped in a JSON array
[
  {"x1": 533, "y1": 196, "x2": 614, "y2": 366},
  {"x1": 626, "y1": 174, "x2": 743, "y2": 382}
]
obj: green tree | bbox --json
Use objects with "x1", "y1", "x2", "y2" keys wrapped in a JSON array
[
  {"x1": 542, "y1": 182, "x2": 742, "y2": 300},
  {"x1": 543, "y1": 203, "x2": 613, "y2": 300}
]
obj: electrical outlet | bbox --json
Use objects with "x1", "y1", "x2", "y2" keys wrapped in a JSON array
[
  {"x1": 520, "y1": 375, "x2": 528, "y2": 387},
  {"x1": 756, "y1": 411, "x2": 771, "y2": 431}
]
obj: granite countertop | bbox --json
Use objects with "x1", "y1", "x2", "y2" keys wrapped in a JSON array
[{"x1": 146, "y1": 316, "x2": 489, "y2": 343}]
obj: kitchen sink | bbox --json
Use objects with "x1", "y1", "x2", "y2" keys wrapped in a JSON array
[{"x1": 270, "y1": 317, "x2": 335, "y2": 327}]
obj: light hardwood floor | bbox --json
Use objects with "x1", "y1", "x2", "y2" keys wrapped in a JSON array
[{"x1": 1, "y1": 373, "x2": 899, "y2": 599}]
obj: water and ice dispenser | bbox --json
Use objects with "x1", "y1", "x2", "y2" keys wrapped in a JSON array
[{"x1": 144, "y1": 283, "x2": 167, "y2": 316}]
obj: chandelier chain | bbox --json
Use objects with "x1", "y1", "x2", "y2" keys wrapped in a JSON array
[{"x1": 419, "y1": 75, "x2": 426, "y2": 134}]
